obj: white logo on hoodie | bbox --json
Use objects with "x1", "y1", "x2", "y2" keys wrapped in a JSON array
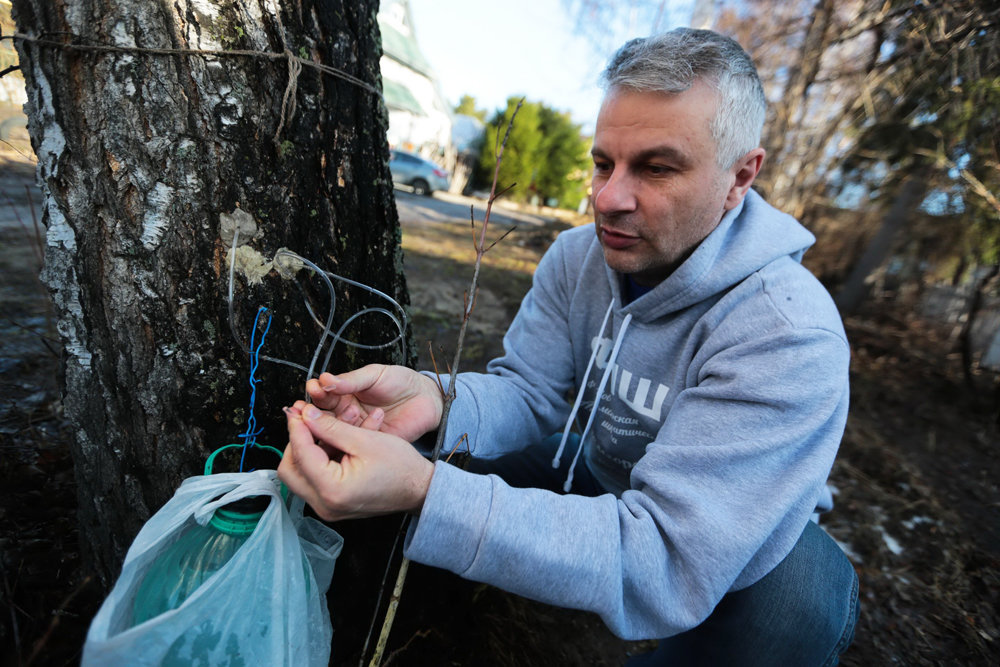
[{"x1": 590, "y1": 335, "x2": 670, "y2": 421}]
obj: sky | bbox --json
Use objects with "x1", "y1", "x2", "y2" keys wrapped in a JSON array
[{"x1": 406, "y1": 0, "x2": 697, "y2": 132}]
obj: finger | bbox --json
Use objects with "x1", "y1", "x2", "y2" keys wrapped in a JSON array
[
  {"x1": 359, "y1": 407, "x2": 384, "y2": 431},
  {"x1": 323, "y1": 364, "x2": 386, "y2": 397},
  {"x1": 301, "y1": 404, "x2": 367, "y2": 457},
  {"x1": 338, "y1": 402, "x2": 368, "y2": 426},
  {"x1": 296, "y1": 418, "x2": 344, "y2": 460},
  {"x1": 278, "y1": 418, "x2": 320, "y2": 507},
  {"x1": 281, "y1": 409, "x2": 348, "y2": 517},
  {"x1": 283, "y1": 400, "x2": 309, "y2": 419},
  {"x1": 308, "y1": 375, "x2": 344, "y2": 397},
  {"x1": 289, "y1": 401, "x2": 332, "y2": 420},
  {"x1": 308, "y1": 377, "x2": 348, "y2": 411},
  {"x1": 306, "y1": 377, "x2": 324, "y2": 401},
  {"x1": 316, "y1": 372, "x2": 338, "y2": 391},
  {"x1": 277, "y1": 441, "x2": 311, "y2": 503},
  {"x1": 286, "y1": 410, "x2": 344, "y2": 490},
  {"x1": 283, "y1": 414, "x2": 354, "y2": 523}
]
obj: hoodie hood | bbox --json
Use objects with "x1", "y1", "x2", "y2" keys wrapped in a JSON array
[{"x1": 607, "y1": 189, "x2": 816, "y2": 322}]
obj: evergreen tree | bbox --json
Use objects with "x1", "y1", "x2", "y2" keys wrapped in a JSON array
[
  {"x1": 454, "y1": 94, "x2": 488, "y2": 122},
  {"x1": 478, "y1": 97, "x2": 590, "y2": 209}
]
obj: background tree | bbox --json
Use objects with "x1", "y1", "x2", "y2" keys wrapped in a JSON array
[
  {"x1": 476, "y1": 97, "x2": 591, "y2": 209},
  {"x1": 10, "y1": 0, "x2": 408, "y2": 661},
  {"x1": 562, "y1": 0, "x2": 700, "y2": 54},
  {"x1": 480, "y1": 98, "x2": 543, "y2": 203},
  {"x1": 535, "y1": 105, "x2": 593, "y2": 210},
  {"x1": 454, "y1": 93, "x2": 488, "y2": 122},
  {"x1": 715, "y1": 0, "x2": 881, "y2": 220},
  {"x1": 829, "y1": 0, "x2": 1000, "y2": 314},
  {"x1": 715, "y1": 0, "x2": 999, "y2": 318}
]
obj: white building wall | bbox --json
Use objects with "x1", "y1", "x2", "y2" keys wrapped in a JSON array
[{"x1": 380, "y1": 55, "x2": 451, "y2": 154}]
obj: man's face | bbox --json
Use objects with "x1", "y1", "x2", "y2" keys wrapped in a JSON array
[{"x1": 591, "y1": 83, "x2": 754, "y2": 286}]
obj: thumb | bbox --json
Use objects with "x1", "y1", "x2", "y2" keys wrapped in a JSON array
[
  {"x1": 301, "y1": 404, "x2": 369, "y2": 456},
  {"x1": 284, "y1": 409, "x2": 342, "y2": 482},
  {"x1": 320, "y1": 364, "x2": 386, "y2": 395}
]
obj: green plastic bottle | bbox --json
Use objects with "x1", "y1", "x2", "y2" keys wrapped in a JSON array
[{"x1": 130, "y1": 495, "x2": 268, "y2": 627}]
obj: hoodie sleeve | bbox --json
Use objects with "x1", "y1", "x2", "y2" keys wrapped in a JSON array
[{"x1": 406, "y1": 323, "x2": 849, "y2": 640}]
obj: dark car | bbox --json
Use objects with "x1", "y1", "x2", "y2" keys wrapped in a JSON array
[{"x1": 388, "y1": 149, "x2": 450, "y2": 196}]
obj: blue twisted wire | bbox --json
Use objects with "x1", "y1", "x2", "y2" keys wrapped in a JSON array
[{"x1": 239, "y1": 306, "x2": 272, "y2": 472}]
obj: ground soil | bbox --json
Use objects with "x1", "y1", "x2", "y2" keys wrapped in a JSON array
[{"x1": 1, "y1": 143, "x2": 998, "y2": 665}]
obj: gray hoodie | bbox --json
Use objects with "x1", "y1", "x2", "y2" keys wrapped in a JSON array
[{"x1": 404, "y1": 189, "x2": 850, "y2": 640}]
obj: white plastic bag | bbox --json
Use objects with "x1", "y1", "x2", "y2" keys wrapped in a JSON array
[{"x1": 82, "y1": 469, "x2": 342, "y2": 666}]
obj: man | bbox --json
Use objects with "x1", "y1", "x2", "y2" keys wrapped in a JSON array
[{"x1": 279, "y1": 28, "x2": 859, "y2": 665}]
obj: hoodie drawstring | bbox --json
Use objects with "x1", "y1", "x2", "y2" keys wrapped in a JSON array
[
  {"x1": 552, "y1": 301, "x2": 632, "y2": 492},
  {"x1": 550, "y1": 302, "x2": 613, "y2": 469}
]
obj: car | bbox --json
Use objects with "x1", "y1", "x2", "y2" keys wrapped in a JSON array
[{"x1": 388, "y1": 149, "x2": 450, "y2": 196}]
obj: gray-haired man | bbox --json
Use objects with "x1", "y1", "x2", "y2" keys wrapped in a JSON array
[{"x1": 281, "y1": 28, "x2": 859, "y2": 665}]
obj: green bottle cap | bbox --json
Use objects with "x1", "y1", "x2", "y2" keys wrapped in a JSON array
[{"x1": 208, "y1": 496, "x2": 270, "y2": 536}]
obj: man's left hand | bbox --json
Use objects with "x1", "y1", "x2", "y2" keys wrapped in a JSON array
[{"x1": 278, "y1": 402, "x2": 435, "y2": 522}]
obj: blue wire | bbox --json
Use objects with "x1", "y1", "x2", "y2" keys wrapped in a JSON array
[{"x1": 239, "y1": 306, "x2": 272, "y2": 472}]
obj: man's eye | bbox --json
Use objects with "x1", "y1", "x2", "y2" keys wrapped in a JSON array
[
  {"x1": 646, "y1": 164, "x2": 672, "y2": 175},
  {"x1": 593, "y1": 161, "x2": 612, "y2": 173}
]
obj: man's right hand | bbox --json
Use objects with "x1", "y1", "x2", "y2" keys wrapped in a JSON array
[{"x1": 307, "y1": 365, "x2": 443, "y2": 443}]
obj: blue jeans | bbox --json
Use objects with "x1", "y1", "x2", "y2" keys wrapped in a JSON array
[{"x1": 467, "y1": 435, "x2": 859, "y2": 666}]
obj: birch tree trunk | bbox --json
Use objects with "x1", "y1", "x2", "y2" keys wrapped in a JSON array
[{"x1": 10, "y1": 0, "x2": 408, "y2": 601}]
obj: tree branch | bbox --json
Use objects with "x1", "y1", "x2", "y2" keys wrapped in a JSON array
[{"x1": 366, "y1": 100, "x2": 524, "y2": 667}]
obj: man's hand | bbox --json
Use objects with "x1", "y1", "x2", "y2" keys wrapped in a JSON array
[
  {"x1": 278, "y1": 402, "x2": 435, "y2": 522},
  {"x1": 307, "y1": 365, "x2": 443, "y2": 443}
]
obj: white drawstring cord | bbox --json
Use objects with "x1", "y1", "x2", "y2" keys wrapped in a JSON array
[
  {"x1": 551, "y1": 302, "x2": 615, "y2": 469},
  {"x1": 561, "y1": 310, "x2": 633, "y2": 492}
]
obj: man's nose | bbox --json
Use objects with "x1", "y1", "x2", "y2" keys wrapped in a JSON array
[{"x1": 592, "y1": 171, "x2": 637, "y2": 215}]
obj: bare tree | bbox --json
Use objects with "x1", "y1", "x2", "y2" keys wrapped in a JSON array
[
  {"x1": 9, "y1": 3, "x2": 409, "y2": 655},
  {"x1": 715, "y1": 0, "x2": 887, "y2": 219},
  {"x1": 715, "y1": 0, "x2": 999, "y2": 326}
]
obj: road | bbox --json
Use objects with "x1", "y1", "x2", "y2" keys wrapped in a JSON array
[
  {"x1": 393, "y1": 188, "x2": 567, "y2": 227},
  {"x1": 0, "y1": 156, "x2": 566, "y2": 233}
]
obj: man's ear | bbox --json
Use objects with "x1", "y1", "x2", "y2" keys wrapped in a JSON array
[{"x1": 724, "y1": 148, "x2": 765, "y2": 211}]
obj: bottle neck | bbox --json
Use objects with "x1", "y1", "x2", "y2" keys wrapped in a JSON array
[{"x1": 208, "y1": 496, "x2": 270, "y2": 536}]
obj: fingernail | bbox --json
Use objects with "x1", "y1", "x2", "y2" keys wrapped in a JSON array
[
  {"x1": 304, "y1": 405, "x2": 321, "y2": 420},
  {"x1": 320, "y1": 380, "x2": 337, "y2": 391}
]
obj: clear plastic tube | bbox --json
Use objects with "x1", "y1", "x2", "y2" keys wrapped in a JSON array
[{"x1": 226, "y1": 245, "x2": 408, "y2": 390}]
